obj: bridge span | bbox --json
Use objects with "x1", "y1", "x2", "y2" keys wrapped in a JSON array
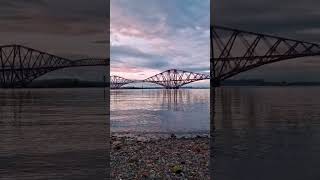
[
  {"x1": 211, "y1": 26, "x2": 320, "y2": 86},
  {"x1": 2, "y1": 26, "x2": 320, "y2": 88},
  {"x1": 112, "y1": 26, "x2": 320, "y2": 89},
  {"x1": 111, "y1": 69, "x2": 210, "y2": 89},
  {"x1": 0, "y1": 44, "x2": 108, "y2": 88}
]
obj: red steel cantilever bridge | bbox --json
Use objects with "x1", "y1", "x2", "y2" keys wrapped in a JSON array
[
  {"x1": 111, "y1": 69, "x2": 210, "y2": 89},
  {"x1": 2, "y1": 25, "x2": 320, "y2": 88},
  {"x1": 0, "y1": 44, "x2": 108, "y2": 88},
  {"x1": 112, "y1": 25, "x2": 320, "y2": 89},
  {"x1": 211, "y1": 26, "x2": 320, "y2": 86}
]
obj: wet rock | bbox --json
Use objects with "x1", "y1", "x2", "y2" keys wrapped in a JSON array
[
  {"x1": 110, "y1": 135, "x2": 209, "y2": 179},
  {"x1": 170, "y1": 133, "x2": 176, "y2": 138},
  {"x1": 172, "y1": 165, "x2": 183, "y2": 174},
  {"x1": 149, "y1": 169, "x2": 156, "y2": 178},
  {"x1": 141, "y1": 171, "x2": 149, "y2": 178},
  {"x1": 113, "y1": 140, "x2": 122, "y2": 150}
]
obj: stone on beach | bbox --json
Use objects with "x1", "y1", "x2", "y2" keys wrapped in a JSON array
[{"x1": 111, "y1": 135, "x2": 209, "y2": 179}]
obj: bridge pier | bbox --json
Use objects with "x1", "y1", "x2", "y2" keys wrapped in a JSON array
[
  {"x1": 164, "y1": 87, "x2": 180, "y2": 89},
  {"x1": 212, "y1": 80, "x2": 221, "y2": 87}
]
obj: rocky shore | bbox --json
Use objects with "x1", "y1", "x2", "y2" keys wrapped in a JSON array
[{"x1": 111, "y1": 135, "x2": 209, "y2": 179}]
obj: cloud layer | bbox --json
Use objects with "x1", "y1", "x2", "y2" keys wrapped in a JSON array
[{"x1": 111, "y1": 0, "x2": 210, "y2": 84}]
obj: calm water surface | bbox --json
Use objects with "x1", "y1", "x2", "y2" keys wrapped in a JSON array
[
  {"x1": 110, "y1": 89, "x2": 210, "y2": 137},
  {"x1": 0, "y1": 88, "x2": 107, "y2": 180},
  {"x1": 2, "y1": 87, "x2": 320, "y2": 179},
  {"x1": 213, "y1": 87, "x2": 320, "y2": 180}
]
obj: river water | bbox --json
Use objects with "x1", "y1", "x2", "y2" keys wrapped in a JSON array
[
  {"x1": 213, "y1": 87, "x2": 320, "y2": 180},
  {"x1": 110, "y1": 89, "x2": 210, "y2": 138},
  {"x1": 1, "y1": 87, "x2": 320, "y2": 179},
  {"x1": 0, "y1": 88, "x2": 108, "y2": 180}
]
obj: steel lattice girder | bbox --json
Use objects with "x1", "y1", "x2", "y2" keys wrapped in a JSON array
[
  {"x1": 110, "y1": 69, "x2": 210, "y2": 89},
  {"x1": 211, "y1": 26, "x2": 320, "y2": 82},
  {"x1": 143, "y1": 69, "x2": 210, "y2": 89},
  {"x1": 110, "y1": 75, "x2": 134, "y2": 89},
  {"x1": 0, "y1": 44, "x2": 108, "y2": 88}
]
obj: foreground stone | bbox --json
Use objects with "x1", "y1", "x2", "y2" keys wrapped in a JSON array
[{"x1": 111, "y1": 135, "x2": 209, "y2": 179}]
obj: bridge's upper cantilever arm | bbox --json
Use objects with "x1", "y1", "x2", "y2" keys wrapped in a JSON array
[
  {"x1": 212, "y1": 25, "x2": 320, "y2": 46},
  {"x1": 211, "y1": 25, "x2": 320, "y2": 81}
]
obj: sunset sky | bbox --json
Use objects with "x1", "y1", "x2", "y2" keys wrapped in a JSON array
[{"x1": 110, "y1": 0, "x2": 210, "y2": 86}]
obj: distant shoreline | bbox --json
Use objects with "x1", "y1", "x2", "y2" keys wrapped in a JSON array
[{"x1": 3, "y1": 78, "x2": 320, "y2": 88}]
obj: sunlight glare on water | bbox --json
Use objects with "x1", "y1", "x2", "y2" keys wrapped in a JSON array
[{"x1": 110, "y1": 89, "x2": 210, "y2": 136}]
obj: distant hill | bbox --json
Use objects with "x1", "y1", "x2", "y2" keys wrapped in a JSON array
[
  {"x1": 27, "y1": 78, "x2": 320, "y2": 88},
  {"x1": 222, "y1": 79, "x2": 320, "y2": 86},
  {"x1": 28, "y1": 79, "x2": 107, "y2": 88}
]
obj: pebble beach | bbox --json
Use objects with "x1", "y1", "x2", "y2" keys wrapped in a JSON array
[{"x1": 111, "y1": 135, "x2": 209, "y2": 179}]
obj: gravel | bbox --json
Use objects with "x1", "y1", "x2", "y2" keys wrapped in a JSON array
[{"x1": 111, "y1": 135, "x2": 209, "y2": 179}]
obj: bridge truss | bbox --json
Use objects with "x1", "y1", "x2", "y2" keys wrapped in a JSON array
[
  {"x1": 110, "y1": 69, "x2": 209, "y2": 89},
  {"x1": 110, "y1": 75, "x2": 135, "y2": 89},
  {"x1": 4, "y1": 26, "x2": 319, "y2": 88},
  {"x1": 143, "y1": 69, "x2": 209, "y2": 89},
  {"x1": 211, "y1": 26, "x2": 320, "y2": 86},
  {"x1": 112, "y1": 26, "x2": 320, "y2": 89},
  {"x1": 0, "y1": 45, "x2": 108, "y2": 88}
]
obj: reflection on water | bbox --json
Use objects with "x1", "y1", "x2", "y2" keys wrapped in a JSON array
[
  {"x1": 111, "y1": 89, "x2": 210, "y2": 136},
  {"x1": 213, "y1": 87, "x2": 320, "y2": 180},
  {"x1": 0, "y1": 88, "x2": 107, "y2": 179}
]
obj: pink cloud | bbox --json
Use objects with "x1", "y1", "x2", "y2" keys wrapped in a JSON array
[{"x1": 110, "y1": 0, "x2": 210, "y2": 85}]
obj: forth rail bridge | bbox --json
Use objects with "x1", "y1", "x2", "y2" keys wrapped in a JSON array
[
  {"x1": 113, "y1": 25, "x2": 320, "y2": 89},
  {"x1": 1, "y1": 26, "x2": 320, "y2": 89}
]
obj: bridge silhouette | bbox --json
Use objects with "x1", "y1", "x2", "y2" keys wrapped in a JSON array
[
  {"x1": 112, "y1": 26, "x2": 320, "y2": 89},
  {"x1": 211, "y1": 26, "x2": 320, "y2": 86},
  {"x1": 111, "y1": 69, "x2": 210, "y2": 89},
  {"x1": 0, "y1": 44, "x2": 108, "y2": 88},
  {"x1": 2, "y1": 26, "x2": 320, "y2": 89}
]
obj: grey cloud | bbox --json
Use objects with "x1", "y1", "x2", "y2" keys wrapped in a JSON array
[
  {"x1": 144, "y1": 59, "x2": 170, "y2": 70},
  {"x1": 0, "y1": 0, "x2": 47, "y2": 8},
  {"x1": 111, "y1": 0, "x2": 209, "y2": 78},
  {"x1": 183, "y1": 66, "x2": 210, "y2": 73},
  {"x1": 111, "y1": 45, "x2": 170, "y2": 69},
  {"x1": 213, "y1": 0, "x2": 320, "y2": 42},
  {"x1": 111, "y1": 45, "x2": 162, "y2": 60},
  {"x1": 112, "y1": 0, "x2": 209, "y2": 38},
  {"x1": 0, "y1": 0, "x2": 108, "y2": 35}
]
